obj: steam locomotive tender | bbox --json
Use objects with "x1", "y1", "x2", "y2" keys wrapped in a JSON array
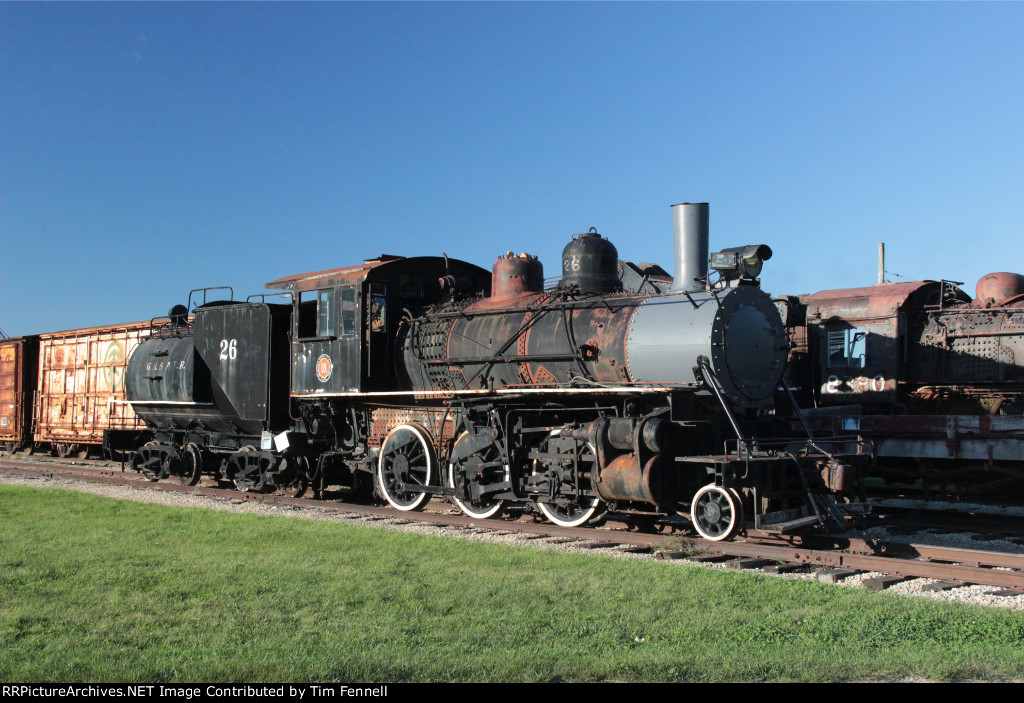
[{"x1": 123, "y1": 203, "x2": 863, "y2": 541}]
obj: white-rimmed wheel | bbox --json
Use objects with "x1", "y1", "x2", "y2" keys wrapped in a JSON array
[
  {"x1": 378, "y1": 423, "x2": 436, "y2": 511},
  {"x1": 533, "y1": 432, "x2": 603, "y2": 528},
  {"x1": 690, "y1": 484, "x2": 744, "y2": 541},
  {"x1": 447, "y1": 431, "x2": 507, "y2": 520}
]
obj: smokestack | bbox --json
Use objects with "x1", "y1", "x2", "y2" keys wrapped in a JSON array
[{"x1": 671, "y1": 202, "x2": 709, "y2": 292}]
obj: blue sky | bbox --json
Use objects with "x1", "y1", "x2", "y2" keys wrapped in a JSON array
[{"x1": 2, "y1": 2, "x2": 1023, "y2": 336}]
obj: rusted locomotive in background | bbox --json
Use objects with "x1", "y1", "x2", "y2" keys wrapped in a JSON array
[
  {"x1": 778, "y1": 272, "x2": 1024, "y2": 494},
  {"x1": 115, "y1": 202, "x2": 863, "y2": 541}
]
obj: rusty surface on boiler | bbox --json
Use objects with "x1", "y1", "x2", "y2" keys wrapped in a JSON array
[
  {"x1": 486, "y1": 252, "x2": 544, "y2": 304},
  {"x1": 440, "y1": 291, "x2": 637, "y2": 389}
]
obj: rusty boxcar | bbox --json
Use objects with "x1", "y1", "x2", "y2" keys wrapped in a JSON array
[
  {"x1": 33, "y1": 321, "x2": 151, "y2": 457},
  {"x1": 0, "y1": 335, "x2": 39, "y2": 453}
]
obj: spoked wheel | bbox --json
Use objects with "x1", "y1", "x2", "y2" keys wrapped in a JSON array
[
  {"x1": 132, "y1": 442, "x2": 170, "y2": 482},
  {"x1": 277, "y1": 456, "x2": 310, "y2": 499},
  {"x1": 447, "y1": 431, "x2": 507, "y2": 520},
  {"x1": 533, "y1": 432, "x2": 604, "y2": 528},
  {"x1": 377, "y1": 423, "x2": 436, "y2": 511},
  {"x1": 178, "y1": 443, "x2": 203, "y2": 486},
  {"x1": 690, "y1": 484, "x2": 744, "y2": 541},
  {"x1": 230, "y1": 446, "x2": 268, "y2": 493}
]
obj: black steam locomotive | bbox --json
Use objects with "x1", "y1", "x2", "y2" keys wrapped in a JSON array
[{"x1": 120, "y1": 203, "x2": 864, "y2": 540}]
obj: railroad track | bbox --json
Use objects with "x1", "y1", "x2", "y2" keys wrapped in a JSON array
[
  {"x1": 867, "y1": 502, "x2": 1024, "y2": 542},
  {"x1": 3, "y1": 456, "x2": 1024, "y2": 595}
]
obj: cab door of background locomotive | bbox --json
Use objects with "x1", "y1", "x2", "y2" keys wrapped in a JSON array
[{"x1": 812, "y1": 319, "x2": 898, "y2": 406}]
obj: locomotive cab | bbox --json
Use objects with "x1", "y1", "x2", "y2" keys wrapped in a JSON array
[{"x1": 265, "y1": 256, "x2": 491, "y2": 396}]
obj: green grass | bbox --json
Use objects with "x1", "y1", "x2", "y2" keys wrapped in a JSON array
[{"x1": 1, "y1": 483, "x2": 1023, "y2": 682}]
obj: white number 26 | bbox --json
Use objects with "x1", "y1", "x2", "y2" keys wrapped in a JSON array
[{"x1": 219, "y1": 338, "x2": 238, "y2": 361}]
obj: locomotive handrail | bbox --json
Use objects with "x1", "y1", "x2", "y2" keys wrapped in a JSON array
[
  {"x1": 188, "y1": 286, "x2": 234, "y2": 310},
  {"x1": 696, "y1": 357, "x2": 747, "y2": 443},
  {"x1": 419, "y1": 353, "x2": 582, "y2": 366},
  {"x1": 246, "y1": 291, "x2": 294, "y2": 304},
  {"x1": 418, "y1": 295, "x2": 641, "y2": 320},
  {"x1": 411, "y1": 286, "x2": 726, "y2": 323},
  {"x1": 146, "y1": 315, "x2": 193, "y2": 338}
]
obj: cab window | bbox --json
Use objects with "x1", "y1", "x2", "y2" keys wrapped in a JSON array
[{"x1": 297, "y1": 289, "x2": 336, "y2": 339}]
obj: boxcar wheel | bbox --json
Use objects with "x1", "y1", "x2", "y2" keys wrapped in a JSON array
[
  {"x1": 54, "y1": 443, "x2": 78, "y2": 459},
  {"x1": 377, "y1": 423, "x2": 435, "y2": 511},
  {"x1": 690, "y1": 484, "x2": 743, "y2": 541}
]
